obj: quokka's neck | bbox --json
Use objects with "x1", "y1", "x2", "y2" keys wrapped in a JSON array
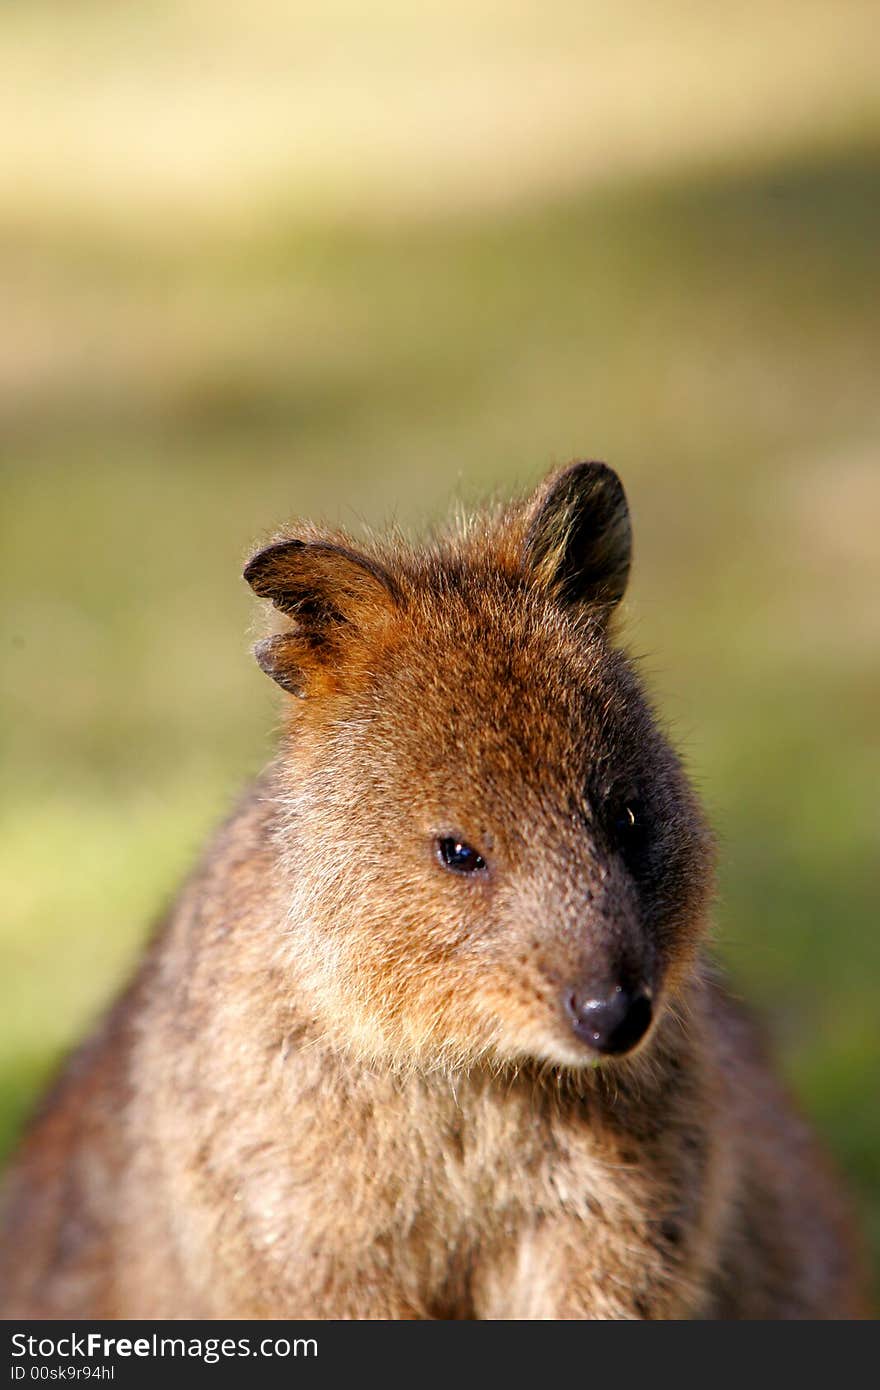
[{"x1": 300, "y1": 983, "x2": 709, "y2": 1136}]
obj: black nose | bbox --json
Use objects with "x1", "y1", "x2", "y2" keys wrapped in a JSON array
[{"x1": 567, "y1": 985, "x2": 653, "y2": 1056}]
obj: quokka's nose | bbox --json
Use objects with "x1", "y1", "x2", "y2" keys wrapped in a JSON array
[{"x1": 567, "y1": 984, "x2": 653, "y2": 1056}]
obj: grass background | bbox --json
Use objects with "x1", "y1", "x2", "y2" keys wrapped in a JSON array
[{"x1": 1, "y1": 2, "x2": 878, "y2": 1289}]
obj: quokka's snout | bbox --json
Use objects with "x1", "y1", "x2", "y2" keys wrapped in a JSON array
[
  {"x1": 565, "y1": 982, "x2": 654, "y2": 1056},
  {"x1": 510, "y1": 888, "x2": 662, "y2": 1065}
]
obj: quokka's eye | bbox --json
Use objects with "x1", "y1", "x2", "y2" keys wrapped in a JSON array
[
  {"x1": 612, "y1": 800, "x2": 649, "y2": 861},
  {"x1": 436, "y1": 837, "x2": 487, "y2": 875}
]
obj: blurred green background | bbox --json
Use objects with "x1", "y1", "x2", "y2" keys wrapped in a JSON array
[{"x1": 1, "y1": 2, "x2": 878, "y2": 1286}]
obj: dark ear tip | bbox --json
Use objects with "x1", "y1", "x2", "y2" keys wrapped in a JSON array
[
  {"x1": 538, "y1": 462, "x2": 628, "y2": 521},
  {"x1": 557, "y1": 459, "x2": 625, "y2": 494},
  {"x1": 243, "y1": 538, "x2": 306, "y2": 594},
  {"x1": 551, "y1": 461, "x2": 629, "y2": 522},
  {"x1": 566, "y1": 459, "x2": 613, "y2": 475}
]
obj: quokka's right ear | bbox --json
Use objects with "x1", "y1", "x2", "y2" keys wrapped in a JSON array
[
  {"x1": 243, "y1": 538, "x2": 400, "y2": 697},
  {"x1": 522, "y1": 461, "x2": 631, "y2": 617}
]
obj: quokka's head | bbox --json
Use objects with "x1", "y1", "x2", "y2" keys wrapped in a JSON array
[{"x1": 245, "y1": 463, "x2": 714, "y2": 1072}]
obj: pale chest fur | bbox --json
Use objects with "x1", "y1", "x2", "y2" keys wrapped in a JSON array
[{"x1": 140, "y1": 1017, "x2": 731, "y2": 1318}]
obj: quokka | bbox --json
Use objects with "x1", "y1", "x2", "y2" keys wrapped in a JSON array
[{"x1": 0, "y1": 462, "x2": 868, "y2": 1319}]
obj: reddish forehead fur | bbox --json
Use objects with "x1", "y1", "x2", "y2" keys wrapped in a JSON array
[{"x1": 259, "y1": 497, "x2": 619, "y2": 729}]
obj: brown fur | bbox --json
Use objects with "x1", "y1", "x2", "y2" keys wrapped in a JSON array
[{"x1": 0, "y1": 463, "x2": 868, "y2": 1319}]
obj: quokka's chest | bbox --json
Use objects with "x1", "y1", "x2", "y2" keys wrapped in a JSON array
[{"x1": 278, "y1": 1068, "x2": 699, "y2": 1244}]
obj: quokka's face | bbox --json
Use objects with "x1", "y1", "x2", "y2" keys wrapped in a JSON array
[{"x1": 247, "y1": 463, "x2": 714, "y2": 1070}]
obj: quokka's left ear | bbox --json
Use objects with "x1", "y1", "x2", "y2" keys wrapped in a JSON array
[
  {"x1": 243, "y1": 537, "x2": 400, "y2": 697},
  {"x1": 522, "y1": 461, "x2": 631, "y2": 615}
]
